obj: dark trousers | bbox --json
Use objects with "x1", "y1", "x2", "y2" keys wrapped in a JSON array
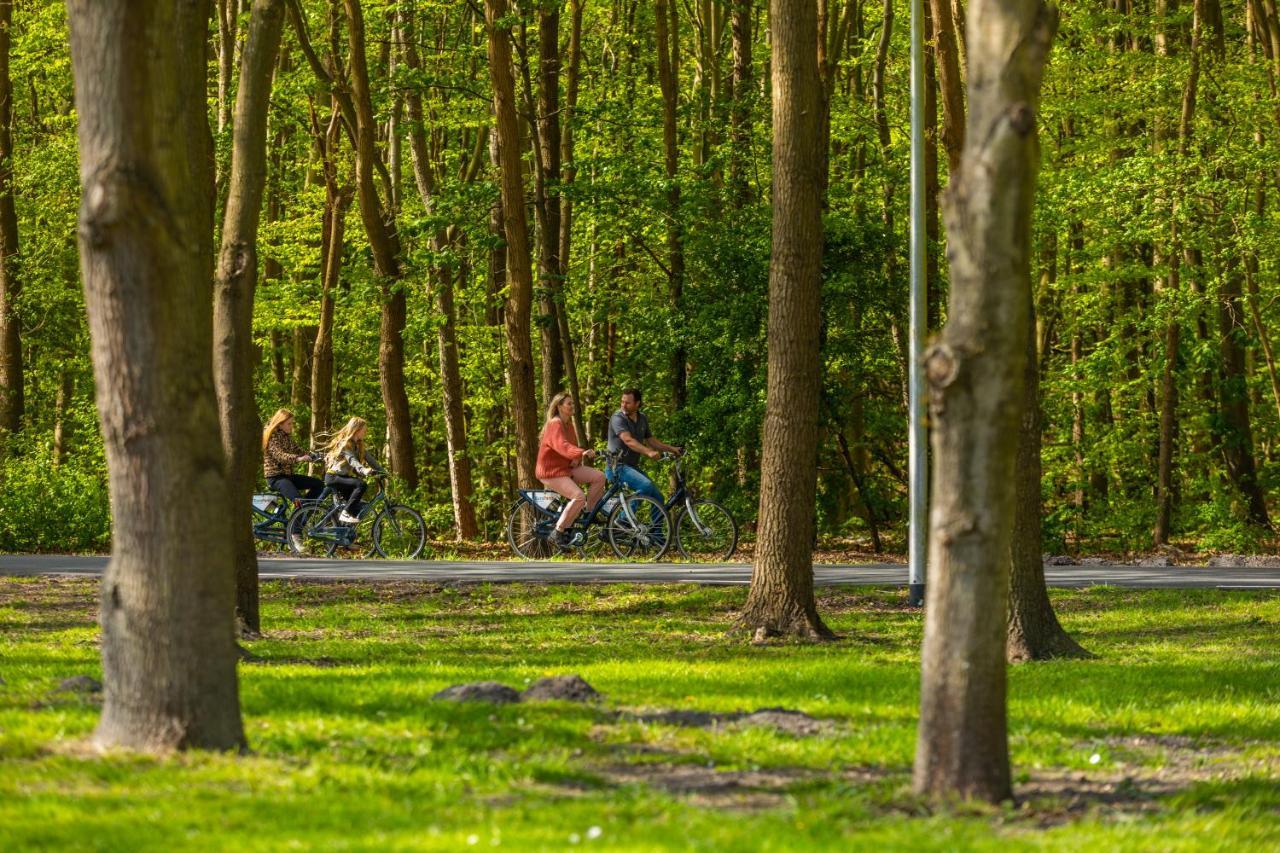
[
  {"x1": 324, "y1": 474, "x2": 366, "y2": 516},
  {"x1": 268, "y1": 474, "x2": 325, "y2": 502}
]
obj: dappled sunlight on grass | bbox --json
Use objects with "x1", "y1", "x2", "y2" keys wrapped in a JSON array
[{"x1": 1, "y1": 577, "x2": 1278, "y2": 848}]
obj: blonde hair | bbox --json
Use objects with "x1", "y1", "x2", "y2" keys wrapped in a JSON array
[
  {"x1": 322, "y1": 416, "x2": 368, "y2": 468},
  {"x1": 261, "y1": 408, "x2": 294, "y2": 453},
  {"x1": 544, "y1": 391, "x2": 573, "y2": 424}
]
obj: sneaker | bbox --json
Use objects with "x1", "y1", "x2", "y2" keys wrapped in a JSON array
[
  {"x1": 338, "y1": 511, "x2": 360, "y2": 525},
  {"x1": 549, "y1": 528, "x2": 568, "y2": 547}
]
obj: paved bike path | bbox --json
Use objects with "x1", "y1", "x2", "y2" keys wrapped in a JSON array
[{"x1": 2, "y1": 555, "x2": 1278, "y2": 588}]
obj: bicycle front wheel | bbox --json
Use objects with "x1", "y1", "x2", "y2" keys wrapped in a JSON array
[
  {"x1": 675, "y1": 499, "x2": 739, "y2": 561},
  {"x1": 373, "y1": 504, "x2": 427, "y2": 559},
  {"x1": 506, "y1": 498, "x2": 557, "y2": 559},
  {"x1": 287, "y1": 504, "x2": 339, "y2": 558},
  {"x1": 605, "y1": 494, "x2": 671, "y2": 561}
]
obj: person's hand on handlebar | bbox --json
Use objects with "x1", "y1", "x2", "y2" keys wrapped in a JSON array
[{"x1": 582, "y1": 448, "x2": 597, "y2": 462}]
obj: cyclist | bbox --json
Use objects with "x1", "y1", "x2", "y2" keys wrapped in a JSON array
[
  {"x1": 606, "y1": 388, "x2": 683, "y2": 508},
  {"x1": 322, "y1": 416, "x2": 381, "y2": 524},
  {"x1": 262, "y1": 408, "x2": 323, "y2": 501},
  {"x1": 536, "y1": 392, "x2": 604, "y2": 547}
]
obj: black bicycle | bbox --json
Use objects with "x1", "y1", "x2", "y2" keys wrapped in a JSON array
[
  {"x1": 661, "y1": 450, "x2": 739, "y2": 561},
  {"x1": 287, "y1": 473, "x2": 426, "y2": 559},
  {"x1": 505, "y1": 450, "x2": 671, "y2": 561},
  {"x1": 251, "y1": 450, "x2": 325, "y2": 550}
]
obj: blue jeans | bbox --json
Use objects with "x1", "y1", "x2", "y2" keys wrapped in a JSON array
[{"x1": 608, "y1": 465, "x2": 665, "y2": 531}]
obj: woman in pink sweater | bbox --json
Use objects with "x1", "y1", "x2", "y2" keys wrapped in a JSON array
[{"x1": 536, "y1": 392, "x2": 606, "y2": 547}]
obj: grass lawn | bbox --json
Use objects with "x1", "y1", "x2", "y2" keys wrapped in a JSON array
[{"x1": 1, "y1": 577, "x2": 1278, "y2": 851}]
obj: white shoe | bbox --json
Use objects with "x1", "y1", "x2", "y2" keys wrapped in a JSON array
[{"x1": 338, "y1": 511, "x2": 360, "y2": 524}]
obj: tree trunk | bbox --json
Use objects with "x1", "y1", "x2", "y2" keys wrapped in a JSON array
[
  {"x1": 655, "y1": 0, "x2": 687, "y2": 410},
  {"x1": 1008, "y1": 298, "x2": 1091, "y2": 662},
  {"x1": 436, "y1": 255, "x2": 480, "y2": 539},
  {"x1": 556, "y1": 0, "x2": 587, "y2": 442},
  {"x1": 487, "y1": 0, "x2": 539, "y2": 489},
  {"x1": 535, "y1": 3, "x2": 564, "y2": 406},
  {"x1": 401, "y1": 6, "x2": 481, "y2": 537},
  {"x1": 728, "y1": 0, "x2": 754, "y2": 208},
  {"x1": 309, "y1": 99, "x2": 346, "y2": 447},
  {"x1": 914, "y1": 0, "x2": 1057, "y2": 804},
  {"x1": 214, "y1": 0, "x2": 285, "y2": 636},
  {"x1": 738, "y1": 0, "x2": 832, "y2": 641},
  {"x1": 0, "y1": 0, "x2": 21, "y2": 444},
  {"x1": 344, "y1": 0, "x2": 417, "y2": 489},
  {"x1": 53, "y1": 369, "x2": 73, "y2": 466},
  {"x1": 929, "y1": 0, "x2": 966, "y2": 174},
  {"x1": 67, "y1": 0, "x2": 245, "y2": 752}
]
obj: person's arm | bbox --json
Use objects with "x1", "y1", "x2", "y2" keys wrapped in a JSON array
[
  {"x1": 621, "y1": 430, "x2": 661, "y2": 461},
  {"x1": 344, "y1": 448, "x2": 375, "y2": 477},
  {"x1": 548, "y1": 419, "x2": 586, "y2": 462},
  {"x1": 645, "y1": 436, "x2": 683, "y2": 455}
]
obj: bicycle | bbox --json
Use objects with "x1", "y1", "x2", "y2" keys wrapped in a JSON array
[
  {"x1": 251, "y1": 450, "x2": 325, "y2": 550},
  {"x1": 661, "y1": 450, "x2": 739, "y2": 561},
  {"x1": 505, "y1": 450, "x2": 671, "y2": 561},
  {"x1": 286, "y1": 472, "x2": 427, "y2": 559}
]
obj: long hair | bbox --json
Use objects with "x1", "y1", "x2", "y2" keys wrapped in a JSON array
[
  {"x1": 544, "y1": 391, "x2": 573, "y2": 425},
  {"x1": 323, "y1": 416, "x2": 367, "y2": 467},
  {"x1": 261, "y1": 408, "x2": 293, "y2": 453}
]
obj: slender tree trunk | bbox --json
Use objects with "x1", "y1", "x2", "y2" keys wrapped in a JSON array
[
  {"x1": 214, "y1": 0, "x2": 285, "y2": 636},
  {"x1": 0, "y1": 0, "x2": 22, "y2": 444},
  {"x1": 487, "y1": 0, "x2": 539, "y2": 489},
  {"x1": 738, "y1": 0, "x2": 832, "y2": 641},
  {"x1": 655, "y1": 0, "x2": 687, "y2": 410},
  {"x1": 556, "y1": 0, "x2": 587, "y2": 442},
  {"x1": 67, "y1": 0, "x2": 245, "y2": 752},
  {"x1": 400, "y1": 6, "x2": 482, "y2": 537},
  {"x1": 929, "y1": 0, "x2": 966, "y2": 174},
  {"x1": 53, "y1": 369, "x2": 73, "y2": 466},
  {"x1": 535, "y1": 2, "x2": 564, "y2": 406},
  {"x1": 728, "y1": 0, "x2": 754, "y2": 208},
  {"x1": 1156, "y1": 3, "x2": 1200, "y2": 545},
  {"x1": 344, "y1": 0, "x2": 417, "y2": 488},
  {"x1": 436, "y1": 254, "x2": 480, "y2": 539},
  {"x1": 914, "y1": 0, "x2": 1057, "y2": 804},
  {"x1": 309, "y1": 100, "x2": 345, "y2": 446}
]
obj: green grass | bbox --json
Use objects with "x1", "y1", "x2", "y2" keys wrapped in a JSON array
[{"x1": 1, "y1": 578, "x2": 1278, "y2": 850}]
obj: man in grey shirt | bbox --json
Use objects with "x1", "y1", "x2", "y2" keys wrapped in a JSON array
[{"x1": 606, "y1": 388, "x2": 683, "y2": 506}]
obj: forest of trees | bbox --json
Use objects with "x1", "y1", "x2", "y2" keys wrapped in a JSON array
[{"x1": 3, "y1": 0, "x2": 1280, "y2": 557}]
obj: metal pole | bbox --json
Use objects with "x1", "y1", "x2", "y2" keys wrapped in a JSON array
[{"x1": 908, "y1": 0, "x2": 927, "y2": 607}]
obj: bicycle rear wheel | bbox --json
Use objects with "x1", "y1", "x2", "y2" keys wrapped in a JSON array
[
  {"x1": 506, "y1": 497, "x2": 557, "y2": 559},
  {"x1": 605, "y1": 494, "x2": 671, "y2": 561},
  {"x1": 286, "y1": 504, "x2": 340, "y2": 557},
  {"x1": 675, "y1": 499, "x2": 738, "y2": 561},
  {"x1": 373, "y1": 504, "x2": 427, "y2": 559}
]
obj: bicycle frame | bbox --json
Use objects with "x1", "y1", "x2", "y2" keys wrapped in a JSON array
[
  {"x1": 517, "y1": 455, "x2": 650, "y2": 539},
  {"x1": 299, "y1": 479, "x2": 390, "y2": 548},
  {"x1": 662, "y1": 457, "x2": 715, "y2": 536}
]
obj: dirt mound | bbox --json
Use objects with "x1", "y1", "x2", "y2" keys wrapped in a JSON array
[
  {"x1": 432, "y1": 681, "x2": 521, "y2": 704},
  {"x1": 522, "y1": 675, "x2": 601, "y2": 703}
]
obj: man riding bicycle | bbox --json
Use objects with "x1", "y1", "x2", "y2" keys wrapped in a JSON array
[{"x1": 606, "y1": 388, "x2": 683, "y2": 507}]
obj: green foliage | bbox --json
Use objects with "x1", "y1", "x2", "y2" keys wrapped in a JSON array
[{"x1": 0, "y1": 462, "x2": 110, "y2": 553}]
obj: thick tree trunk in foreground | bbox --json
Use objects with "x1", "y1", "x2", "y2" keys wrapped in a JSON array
[
  {"x1": 0, "y1": 0, "x2": 22, "y2": 444},
  {"x1": 738, "y1": 0, "x2": 832, "y2": 641},
  {"x1": 215, "y1": 0, "x2": 285, "y2": 637},
  {"x1": 487, "y1": 0, "x2": 539, "y2": 488},
  {"x1": 1008, "y1": 301, "x2": 1090, "y2": 662},
  {"x1": 67, "y1": 0, "x2": 245, "y2": 752},
  {"x1": 345, "y1": 0, "x2": 417, "y2": 489},
  {"x1": 914, "y1": 0, "x2": 1057, "y2": 803}
]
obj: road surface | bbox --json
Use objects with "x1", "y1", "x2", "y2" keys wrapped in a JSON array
[{"x1": 2, "y1": 555, "x2": 1278, "y2": 589}]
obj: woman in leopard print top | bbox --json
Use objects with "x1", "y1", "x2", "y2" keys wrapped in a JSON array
[{"x1": 262, "y1": 408, "x2": 324, "y2": 501}]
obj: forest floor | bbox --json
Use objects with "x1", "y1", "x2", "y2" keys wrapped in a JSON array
[{"x1": 1, "y1": 578, "x2": 1278, "y2": 850}]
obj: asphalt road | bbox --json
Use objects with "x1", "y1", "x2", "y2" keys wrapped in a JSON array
[{"x1": 2, "y1": 554, "x2": 1278, "y2": 589}]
